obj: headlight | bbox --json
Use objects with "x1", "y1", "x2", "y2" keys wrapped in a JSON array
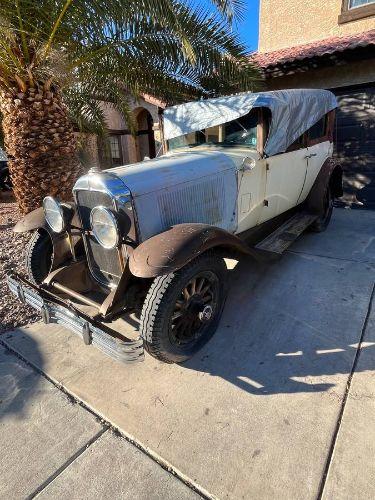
[
  {"x1": 43, "y1": 196, "x2": 65, "y2": 233},
  {"x1": 90, "y1": 206, "x2": 120, "y2": 249}
]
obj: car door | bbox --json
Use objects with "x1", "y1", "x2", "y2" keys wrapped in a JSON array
[
  {"x1": 258, "y1": 136, "x2": 308, "y2": 224},
  {"x1": 298, "y1": 114, "x2": 334, "y2": 202}
]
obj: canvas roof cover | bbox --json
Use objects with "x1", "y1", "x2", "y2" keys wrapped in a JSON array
[{"x1": 163, "y1": 89, "x2": 337, "y2": 157}]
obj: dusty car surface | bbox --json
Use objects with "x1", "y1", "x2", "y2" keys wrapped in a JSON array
[{"x1": 8, "y1": 89, "x2": 343, "y2": 364}]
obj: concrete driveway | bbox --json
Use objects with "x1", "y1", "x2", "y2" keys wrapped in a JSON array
[{"x1": 1, "y1": 208, "x2": 374, "y2": 499}]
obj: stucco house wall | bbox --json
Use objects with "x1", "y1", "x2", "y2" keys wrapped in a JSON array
[
  {"x1": 82, "y1": 95, "x2": 162, "y2": 170},
  {"x1": 259, "y1": 0, "x2": 375, "y2": 52}
]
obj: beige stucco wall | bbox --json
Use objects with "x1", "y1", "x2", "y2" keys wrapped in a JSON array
[
  {"x1": 265, "y1": 59, "x2": 375, "y2": 90},
  {"x1": 97, "y1": 96, "x2": 160, "y2": 166},
  {"x1": 259, "y1": 0, "x2": 375, "y2": 52},
  {"x1": 102, "y1": 97, "x2": 159, "y2": 130}
]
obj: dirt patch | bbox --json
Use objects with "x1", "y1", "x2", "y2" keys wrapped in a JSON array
[{"x1": 0, "y1": 201, "x2": 39, "y2": 333}]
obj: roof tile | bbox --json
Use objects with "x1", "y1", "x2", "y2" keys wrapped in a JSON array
[{"x1": 253, "y1": 29, "x2": 375, "y2": 68}]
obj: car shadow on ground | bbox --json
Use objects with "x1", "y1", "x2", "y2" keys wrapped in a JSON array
[
  {"x1": 183, "y1": 254, "x2": 374, "y2": 396},
  {"x1": 0, "y1": 333, "x2": 44, "y2": 421}
]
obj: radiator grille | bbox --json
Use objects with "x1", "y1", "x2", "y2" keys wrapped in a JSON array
[
  {"x1": 157, "y1": 177, "x2": 226, "y2": 228},
  {"x1": 76, "y1": 190, "x2": 122, "y2": 286}
]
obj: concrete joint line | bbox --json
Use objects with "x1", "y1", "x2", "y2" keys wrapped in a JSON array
[
  {"x1": 287, "y1": 249, "x2": 372, "y2": 264},
  {"x1": 317, "y1": 282, "x2": 375, "y2": 500},
  {"x1": 27, "y1": 427, "x2": 109, "y2": 499},
  {"x1": 0, "y1": 339, "x2": 215, "y2": 500}
]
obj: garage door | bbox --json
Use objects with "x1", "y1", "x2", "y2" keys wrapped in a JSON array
[{"x1": 334, "y1": 84, "x2": 375, "y2": 209}]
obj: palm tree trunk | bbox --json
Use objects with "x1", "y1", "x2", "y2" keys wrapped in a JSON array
[{"x1": 0, "y1": 86, "x2": 82, "y2": 214}]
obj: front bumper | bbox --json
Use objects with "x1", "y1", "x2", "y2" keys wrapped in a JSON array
[{"x1": 7, "y1": 273, "x2": 144, "y2": 363}]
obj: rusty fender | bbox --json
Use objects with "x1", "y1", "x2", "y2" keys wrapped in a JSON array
[
  {"x1": 14, "y1": 204, "x2": 83, "y2": 270},
  {"x1": 129, "y1": 223, "x2": 260, "y2": 279},
  {"x1": 305, "y1": 158, "x2": 343, "y2": 215},
  {"x1": 13, "y1": 206, "x2": 48, "y2": 233}
]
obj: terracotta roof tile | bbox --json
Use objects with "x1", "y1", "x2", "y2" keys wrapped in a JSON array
[{"x1": 252, "y1": 29, "x2": 375, "y2": 68}]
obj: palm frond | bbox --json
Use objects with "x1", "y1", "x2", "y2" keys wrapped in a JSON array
[{"x1": 0, "y1": 0, "x2": 262, "y2": 136}]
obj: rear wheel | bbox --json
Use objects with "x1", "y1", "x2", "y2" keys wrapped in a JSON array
[
  {"x1": 140, "y1": 252, "x2": 228, "y2": 363},
  {"x1": 26, "y1": 230, "x2": 53, "y2": 284},
  {"x1": 309, "y1": 185, "x2": 333, "y2": 233}
]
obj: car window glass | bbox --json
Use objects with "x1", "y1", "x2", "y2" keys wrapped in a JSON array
[
  {"x1": 205, "y1": 126, "x2": 220, "y2": 143},
  {"x1": 167, "y1": 110, "x2": 259, "y2": 150},
  {"x1": 167, "y1": 131, "x2": 205, "y2": 149},
  {"x1": 222, "y1": 112, "x2": 258, "y2": 147},
  {"x1": 286, "y1": 133, "x2": 305, "y2": 152},
  {"x1": 309, "y1": 116, "x2": 327, "y2": 141}
]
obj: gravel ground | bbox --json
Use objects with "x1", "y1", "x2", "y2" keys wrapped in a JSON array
[{"x1": 0, "y1": 199, "x2": 39, "y2": 333}]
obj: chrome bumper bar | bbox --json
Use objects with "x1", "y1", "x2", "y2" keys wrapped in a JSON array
[{"x1": 7, "y1": 273, "x2": 144, "y2": 364}]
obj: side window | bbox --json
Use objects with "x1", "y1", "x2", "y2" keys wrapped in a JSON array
[
  {"x1": 308, "y1": 116, "x2": 327, "y2": 142},
  {"x1": 286, "y1": 133, "x2": 306, "y2": 152}
]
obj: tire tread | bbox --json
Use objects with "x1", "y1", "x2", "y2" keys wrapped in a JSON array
[{"x1": 140, "y1": 252, "x2": 226, "y2": 363}]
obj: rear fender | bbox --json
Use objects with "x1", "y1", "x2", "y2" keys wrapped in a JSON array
[
  {"x1": 306, "y1": 158, "x2": 343, "y2": 215},
  {"x1": 129, "y1": 223, "x2": 260, "y2": 278}
]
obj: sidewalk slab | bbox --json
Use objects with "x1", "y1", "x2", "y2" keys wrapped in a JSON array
[
  {"x1": 322, "y1": 295, "x2": 375, "y2": 500},
  {"x1": 3, "y1": 244, "x2": 374, "y2": 499},
  {"x1": 36, "y1": 431, "x2": 199, "y2": 500},
  {"x1": 291, "y1": 208, "x2": 375, "y2": 263},
  {"x1": 0, "y1": 345, "x2": 103, "y2": 500}
]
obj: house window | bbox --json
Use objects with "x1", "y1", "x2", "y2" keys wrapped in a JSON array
[
  {"x1": 339, "y1": 0, "x2": 375, "y2": 23},
  {"x1": 109, "y1": 135, "x2": 123, "y2": 167},
  {"x1": 349, "y1": 0, "x2": 375, "y2": 7}
]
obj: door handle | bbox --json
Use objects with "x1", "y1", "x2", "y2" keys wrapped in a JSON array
[{"x1": 305, "y1": 153, "x2": 317, "y2": 159}]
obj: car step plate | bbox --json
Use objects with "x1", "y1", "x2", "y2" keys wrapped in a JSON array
[{"x1": 255, "y1": 212, "x2": 318, "y2": 255}]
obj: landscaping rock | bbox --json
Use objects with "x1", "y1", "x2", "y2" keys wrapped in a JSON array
[{"x1": 0, "y1": 201, "x2": 39, "y2": 333}]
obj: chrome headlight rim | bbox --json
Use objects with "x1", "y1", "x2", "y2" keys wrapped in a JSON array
[
  {"x1": 43, "y1": 196, "x2": 65, "y2": 233},
  {"x1": 90, "y1": 206, "x2": 120, "y2": 249}
]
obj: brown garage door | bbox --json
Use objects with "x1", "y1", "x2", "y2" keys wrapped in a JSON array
[{"x1": 334, "y1": 84, "x2": 375, "y2": 209}]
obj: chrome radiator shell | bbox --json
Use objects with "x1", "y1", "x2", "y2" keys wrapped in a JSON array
[{"x1": 73, "y1": 172, "x2": 132, "y2": 287}]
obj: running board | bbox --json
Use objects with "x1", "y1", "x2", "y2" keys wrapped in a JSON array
[{"x1": 255, "y1": 212, "x2": 318, "y2": 255}]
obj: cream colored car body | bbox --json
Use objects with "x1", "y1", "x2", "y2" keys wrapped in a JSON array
[{"x1": 162, "y1": 139, "x2": 332, "y2": 236}]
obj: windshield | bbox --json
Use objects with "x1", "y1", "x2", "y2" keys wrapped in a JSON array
[{"x1": 167, "y1": 111, "x2": 258, "y2": 151}]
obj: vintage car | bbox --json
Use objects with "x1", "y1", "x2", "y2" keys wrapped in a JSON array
[{"x1": 7, "y1": 89, "x2": 343, "y2": 364}]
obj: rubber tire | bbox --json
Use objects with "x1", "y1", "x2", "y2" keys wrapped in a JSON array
[
  {"x1": 309, "y1": 185, "x2": 333, "y2": 233},
  {"x1": 26, "y1": 230, "x2": 53, "y2": 284},
  {"x1": 140, "y1": 252, "x2": 228, "y2": 364}
]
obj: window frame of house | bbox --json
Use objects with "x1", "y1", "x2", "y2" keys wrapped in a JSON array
[
  {"x1": 108, "y1": 133, "x2": 124, "y2": 167},
  {"x1": 338, "y1": 0, "x2": 375, "y2": 24}
]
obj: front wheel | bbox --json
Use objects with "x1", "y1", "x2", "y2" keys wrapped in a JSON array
[
  {"x1": 26, "y1": 230, "x2": 53, "y2": 284},
  {"x1": 140, "y1": 252, "x2": 228, "y2": 363}
]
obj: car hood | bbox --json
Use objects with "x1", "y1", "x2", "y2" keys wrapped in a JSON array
[
  {"x1": 107, "y1": 149, "x2": 239, "y2": 241},
  {"x1": 109, "y1": 149, "x2": 237, "y2": 198}
]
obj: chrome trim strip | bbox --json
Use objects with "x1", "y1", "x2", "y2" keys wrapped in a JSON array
[{"x1": 7, "y1": 275, "x2": 144, "y2": 364}]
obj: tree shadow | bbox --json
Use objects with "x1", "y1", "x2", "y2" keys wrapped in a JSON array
[
  {"x1": 183, "y1": 255, "x2": 375, "y2": 396},
  {"x1": 0, "y1": 332, "x2": 44, "y2": 421}
]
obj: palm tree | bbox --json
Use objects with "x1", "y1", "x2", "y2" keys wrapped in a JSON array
[{"x1": 0, "y1": 0, "x2": 261, "y2": 213}]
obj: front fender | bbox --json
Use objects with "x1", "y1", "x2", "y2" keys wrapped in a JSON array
[
  {"x1": 129, "y1": 223, "x2": 259, "y2": 278},
  {"x1": 14, "y1": 202, "x2": 80, "y2": 234},
  {"x1": 13, "y1": 207, "x2": 49, "y2": 233},
  {"x1": 14, "y1": 204, "x2": 83, "y2": 269}
]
